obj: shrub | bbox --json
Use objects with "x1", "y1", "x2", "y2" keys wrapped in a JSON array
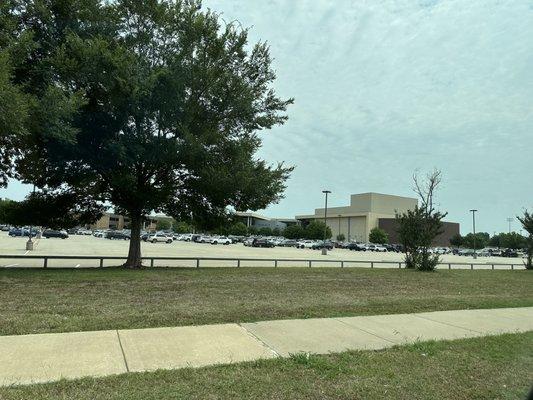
[{"x1": 369, "y1": 227, "x2": 388, "y2": 244}]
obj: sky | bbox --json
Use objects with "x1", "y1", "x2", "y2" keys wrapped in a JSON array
[{"x1": 3, "y1": 0, "x2": 532, "y2": 235}]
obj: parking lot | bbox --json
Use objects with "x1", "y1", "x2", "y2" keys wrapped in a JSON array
[{"x1": 0, "y1": 232, "x2": 526, "y2": 270}]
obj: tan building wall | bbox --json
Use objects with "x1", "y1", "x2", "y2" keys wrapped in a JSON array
[{"x1": 296, "y1": 193, "x2": 418, "y2": 242}]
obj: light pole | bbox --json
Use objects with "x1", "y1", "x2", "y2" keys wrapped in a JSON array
[
  {"x1": 470, "y1": 209, "x2": 477, "y2": 259},
  {"x1": 338, "y1": 214, "x2": 342, "y2": 241},
  {"x1": 506, "y1": 217, "x2": 513, "y2": 234},
  {"x1": 322, "y1": 190, "x2": 331, "y2": 255},
  {"x1": 26, "y1": 185, "x2": 36, "y2": 251}
]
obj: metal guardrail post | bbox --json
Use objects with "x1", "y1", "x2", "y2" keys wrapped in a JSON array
[
  {"x1": 341, "y1": 261, "x2": 344, "y2": 268},
  {"x1": 150, "y1": 258, "x2": 154, "y2": 268},
  {"x1": 471, "y1": 264, "x2": 474, "y2": 270},
  {"x1": 308, "y1": 260, "x2": 312, "y2": 268},
  {"x1": 237, "y1": 259, "x2": 241, "y2": 268},
  {"x1": 511, "y1": 264, "x2": 514, "y2": 270},
  {"x1": 492, "y1": 264, "x2": 494, "y2": 270},
  {"x1": 371, "y1": 262, "x2": 374, "y2": 268},
  {"x1": 274, "y1": 260, "x2": 278, "y2": 268},
  {"x1": 448, "y1": 263, "x2": 451, "y2": 270},
  {"x1": 43, "y1": 257, "x2": 48, "y2": 269},
  {"x1": 99, "y1": 258, "x2": 103, "y2": 268},
  {"x1": 196, "y1": 259, "x2": 200, "y2": 268},
  {"x1": 398, "y1": 262, "x2": 401, "y2": 269}
]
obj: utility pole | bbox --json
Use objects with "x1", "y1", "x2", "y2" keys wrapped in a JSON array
[
  {"x1": 322, "y1": 190, "x2": 331, "y2": 255},
  {"x1": 470, "y1": 209, "x2": 477, "y2": 259},
  {"x1": 506, "y1": 217, "x2": 513, "y2": 234}
]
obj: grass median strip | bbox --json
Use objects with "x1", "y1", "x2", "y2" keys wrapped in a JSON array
[
  {"x1": 1, "y1": 268, "x2": 532, "y2": 336},
  {"x1": 1, "y1": 332, "x2": 531, "y2": 399}
]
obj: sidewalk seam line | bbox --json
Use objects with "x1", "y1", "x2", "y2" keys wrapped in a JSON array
[
  {"x1": 115, "y1": 330, "x2": 130, "y2": 372},
  {"x1": 334, "y1": 318, "x2": 397, "y2": 344},
  {"x1": 412, "y1": 315, "x2": 483, "y2": 334},
  {"x1": 238, "y1": 324, "x2": 281, "y2": 357}
]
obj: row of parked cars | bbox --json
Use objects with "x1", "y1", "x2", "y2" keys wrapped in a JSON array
[
  {"x1": 7, "y1": 227, "x2": 69, "y2": 238},
  {"x1": 453, "y1": 247, "x2": 524, "y2": 258}
]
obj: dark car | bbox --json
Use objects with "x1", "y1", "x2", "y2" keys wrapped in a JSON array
[
  {"x1": 9, "y1": 228, "x2": 38, "y2": 237},
  {"x1": 105, "y1": 231, "x2": 130, "y2": 240},
  {"x1": 43, "y1": 229, "x2": 69, "y2": 239},
  {"x1": 280, "y1": 239, "x2": 298, "y2": 247},
  {"x1": 385, "y1": 244, "x2": 402, "y2": 253},
  {"x1": 311, "y1": 241, "x2": 334, "y2": 250},
  {"x1": 501, "y1": 249, "x2": 518, "y2": 258},
  {"x1": 252, "y1": 238, "x2": 274, "y2": 248},
  {"x1": 347, "y1": 242, "x2": 366, "y2": 251}
]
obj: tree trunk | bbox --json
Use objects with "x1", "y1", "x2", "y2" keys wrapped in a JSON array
[{"x1": 123, "y1": 214, "x2": 143, "y2": 269}]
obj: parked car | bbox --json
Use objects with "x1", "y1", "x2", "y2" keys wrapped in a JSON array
[
  {"x1": 228, "y1": 235, "x2": 245, "y2": 243},
  {"x1": 311, "y1": 240, "x2": 334, "y2": 250},
  {"x1": 252, "y1": 238, "x2": 274, "y2": 248},
  {"x1": 489, "y1": 249, "x2": 502, "y2": 257},
  {"x1": 211, "y1": 236, "x2": 232, "y2": 245},
  {"x1": 197, "y1": 235, "x2": 212, "y2": 244},
  {"x1": 77, "y1": 228, "x2": 93, "y2": 235},
  {"x1": 367, "y1": 244, "x2": 387, "y2": 252},
  {"x1": 347, "y1": 242, "x2": 366, "y2": 251},
  {"x1": 384, "y1": 244, "x2": 402, "y2": 253},
  {"x1": 105, "y1": 231, "x2": 129, "y2": 240},
  {"x1": 43, "y1": 229, "x2": 69, "y2": 239},
  {"x1": 501, "y1": 248, "x2": 518, "y2": 258},
  {"x1": 243, "y1": 237, "x2": 255, "y2": 246},
  {"x1": 280, "y1": 239, "x2": 298, "y2": 247},
  {"x1": 147, "y1": 232, "x2": 173, "y2": 243},
  {"x1": 297, "y1": 240, "x2": 316, "y2": 249},
  {"x1": 9, "y1": 228, "x2": 38, "y2": 237}
]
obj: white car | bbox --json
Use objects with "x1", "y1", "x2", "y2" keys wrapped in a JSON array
[
  {"x1": 367, "y1": 244, "x2": 387, "y2": 252},
  {"x1": 93, "y1": 230, "x2": 105, "y2": 238},
  {"x1": 198, "y1": 235, "x2": 212, "y2": 243},
  {"x1": 149, "y1": 233, "x2": 173, "y2": 243},
  {"x1": 211, "y1": 236, "x2": 232, "y2": 245},
  {"x1": 297, "y1": 240, "x2": 317, "y2": 249},
  {"x1": 77, "y1": 228, "x2": 93, "y2": 235},
  {"x1": 178, "y1": 234, "x2": 193, "y2": 241}
]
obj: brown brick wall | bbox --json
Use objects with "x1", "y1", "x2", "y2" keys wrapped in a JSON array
[{"x1": 378, "y1": 218, "x2": 460, "y2": 247}]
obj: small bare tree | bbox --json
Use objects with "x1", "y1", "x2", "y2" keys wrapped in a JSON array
[
  {"x1": 396, "y1": 169, "x2": 447, "y2": 271},
  {"x1": 518, "y1": 211, "x2": 533, "y2": 270}
]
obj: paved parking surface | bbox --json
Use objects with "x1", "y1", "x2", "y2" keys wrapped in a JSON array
[{"x1": 0, "y1": 233, "x2": 525, "y2": 269}]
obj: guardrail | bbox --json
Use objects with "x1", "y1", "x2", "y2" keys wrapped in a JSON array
[{"x1": 0, "y1": 254, "x2": 525, "y2": 270}]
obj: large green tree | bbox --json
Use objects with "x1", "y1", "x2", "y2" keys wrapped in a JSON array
[{"x1": 3, "y1": 0, "x2": 293, "y2": 267}]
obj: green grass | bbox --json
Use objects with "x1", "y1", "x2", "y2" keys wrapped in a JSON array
[
  {"x1": 1, "y1": 268, "x2": 532, "y2": 335},
  {"x1": 1, "y1": 332, "x2": 532, "y2": 399}
]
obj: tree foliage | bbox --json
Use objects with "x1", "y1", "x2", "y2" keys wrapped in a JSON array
[
  {"x1": 369, "y1": 227, "x2": 388, "y2": 244},
  {"x1": 3, "y1": 0, "x2": 293, "y2": 267},
  {"x1": 396, "y1": 169, "x2": 447, "y2": 271},
  {"x1": 155, "y1": 219, "x2": 172, "y2": 231},
  {"x1": 518, "y1": 211, "x2": 533, "y2": 270},
  {"x1": 229, "y1": 222, "x2": 247, "y2": 236},
  {"x1": 462, "y1": 232, "x2": 490, "y2": 250},
  {"x1": 258, "y1": 226, "x2": 273, "y2": 236},
  {"x1": 449, "y1": 233, "x2": 463, "y2": 247},
  {"x1": 283, "y1": 224, "x2": 304, "y2": 239},
  {"x1": 336, "y1": 233, "x2": 345, "y2": 242},
  {"x1": 304, "y1": 221, "x2": 332, "y2": 240}
]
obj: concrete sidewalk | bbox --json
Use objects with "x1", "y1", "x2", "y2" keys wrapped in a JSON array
[{"x1": 1, "y1": 307, "x2": 532, "y2": 386}]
